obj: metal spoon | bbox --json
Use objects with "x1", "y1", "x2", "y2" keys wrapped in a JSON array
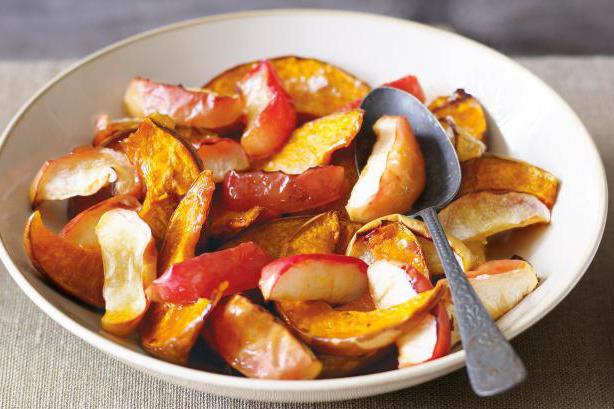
[{"x1": 355, "y1": 87, "x2": 526, "y2": 396}]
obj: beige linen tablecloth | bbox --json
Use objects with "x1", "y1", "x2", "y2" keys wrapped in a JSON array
[{"x1": 1, "y1": 57, "x2": 613, "y2": 408}]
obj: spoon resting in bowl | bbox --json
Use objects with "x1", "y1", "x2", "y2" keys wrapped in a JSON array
[{"x1": 355, "y1": 87, "x2": 526, "y2": 396}]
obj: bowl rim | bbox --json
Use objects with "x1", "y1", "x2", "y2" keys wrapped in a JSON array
[{"x1": 0, "y1": 8, "x2": 608, "y2": 394}]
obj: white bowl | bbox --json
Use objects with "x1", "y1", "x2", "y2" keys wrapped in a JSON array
[{"x1": 0, "y1": 9, "x2": 607, "y2": 403}]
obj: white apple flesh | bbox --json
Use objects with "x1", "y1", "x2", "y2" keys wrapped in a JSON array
[
  {"x1": 30, "y1": 147, "x2": 141, "y2": 206},
  {"x1": 346, "y1": 115, "x2": 425, "y2": 223},
  {"x1": 396, "y1": 314, "x2": 438, "y2": 365},
  {"x1": 439, "y1": 191, "x2": 551, "y2": 241},
  {"x1": 367, "y1": 259, "x2": 450, "y2": 367},
  {"x1": 367, "y1": 260, "x2": 419, "y2": 308},
  {"x1": 260, "y1": 254, "x2": 368, "y2": 305},
  {"x1": 96, "y1": 208, "x2": 157, "y2": 336},
  {"x1": 444, "y1": 259, "x2": 539, "y2": 346}
]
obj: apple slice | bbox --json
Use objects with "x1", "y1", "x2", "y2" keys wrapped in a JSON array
[
  {"x1": 195, "y1": 138, "x2": 249, "y2": 183},
  {"x1": 262, "y1": 109, "x2": 363, "y2": 174},
  {"x1": 342, "y1": 74, "x2": 426, "y2": 110},
  {"x1": 222, "y1": 166, "x2": 346, "y2": 214},
  {"x1": 460, "y1": 154, "x2": 559, "y2": 208},
  {"x1": 397, "y1": 305, "x2": 450, "y2": 367},
  {"x1": 208, "y1": 294, "x2": 322, "y2": 379},
  {"x1": 23, "y1": 211, "x2": 104, "y2": 308},
  {"x1": 124, "y1": 77, "x2": 242, "y2": 129},
  {"x1": 429, "y1": 89, "x2": 487, "y2": 141},
  {"x1": 92, "y1": 115, "x2": 141, "y2": 147},
  {"x1": 60, "y1": 195, "x2": 141, "y2": 247},
  {"x1": 238, "y1": 60, "x2": 296, "y2": 159},
  {"x1": 96, "y1": 209, "x2": 157, "y2": 336},
  {"x1": 120, "y1": 116, "x2": 202, "y2": 239},
  {"x1": 260, "y1": 254, "x2": 368, "y2": 304},
  {"x1": 384, "y1": 75, "x2": 426, "y2": 103},
  {"x1": 277, "y1": 282, "x2": 445, "y2": 356},
  {"x1": 147, "y1": 242, "x2": 271, "y2": 304},
  {"x1": 29, "y1": 146, "x2": 141, "y2": 206},
  {"x1": 157, "y1": 170, "x2": 215, "y2": 271},
  {"x1": 443, "y1": 259, "x2": 538, "y2": 346},
  {"x1": 318, "y1": 351, "x2": 383, "y2": 378},
  {"x1": 366, "y1": 260, "x2": 451, "y2": 366},
  {"x1": 465, "y1": 259, "x2": 539, "y2": 319},
  {"x1": 367, "y1": 260, "x2": 430, "y2": 308},
  {"x1": 439, "y1": 191, "x2": 551, "y2": 241},
  {"x1": 346, "y1": 115, "x2": 425, "y2": 223}
]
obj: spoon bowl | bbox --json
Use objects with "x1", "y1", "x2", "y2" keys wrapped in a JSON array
[{"x1": 355, "y1": 87, "x2": 461, "y2": 212}]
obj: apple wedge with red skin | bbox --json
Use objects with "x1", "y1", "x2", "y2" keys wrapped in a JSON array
[
  {"x1": 396, "y1": 305, "x2": 450, "y2": 367},
  {"x1": 124, "y1": 77, "x2": 243, "y2": 129},
  {"x1": 92, "y1": 115, "x2": 141, "y2": 147},
  {"x1": 208, "y1": 294, "x2": 322, "y2": 380},
  {"x1": 147, "y1": 242, "x2": 272, "y2": 304},
  {"x1": 443, "y1": 259, "x2": 539, "y2": 346},
  {"x1": 343, "y1": 75, "x2": 426, "y2": 110},
  {"x1": 223, "y1": 166, "x2": 346, "y2": 214},
  {"x1": 439, "y1": 191, "x2": 551, "y2": 241},
  {"x1": 29, "y1": 146, "x2": 141, "y2": 206},
  {"x1": 464, "y1": 259, "x2": 538, "y2": 321},
  {"x1": 260, "y1": 254, "x2": 368, "y2": 304},
  {"x1": 238, "y1": 60, "x2": 297, "y2": 159},
  {"x1": 60, "y1": 195, "x2": 141, "y2": 247},
  {"x1": 367, "y1": 259, "x2": 451, "y2": 367},
  {"x1": 195, "y1": 138, "x2": 249, "y2": 183},
  {"x1": 346, "y1": 115, "x2": 426, "y2": 223},
  {"x1": 96, "y1": 208, "x2": 157, "y2": 336},
  {"x1": 384, "y1": 75, "x2": 426, "y2": 103}
]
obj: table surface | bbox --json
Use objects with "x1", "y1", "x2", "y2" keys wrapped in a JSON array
[{"x1": 1, "y1": 56, "x2": 613, "y2": 409}]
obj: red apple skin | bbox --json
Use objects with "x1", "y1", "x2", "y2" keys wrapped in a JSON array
[
  {"x1": 196, "y1": 138, "x2": 249, "y2": 183},
  {"x1": 60, "y1": 195, "x2": 141, "y2": 247},
  {"x1": 29, "y1": 146, "x2": 141, "y2": 206},
  {"x1": 383, "y1": 75, "x2": 426, "y2": 103},
  {"x1": 468, "y1": 259, "x2": 529, "y2": 278},
  {"x1": 430, "y1": 303, "x2": 452, "y2": 361},
  {"x1": 259, "y1": 254, "x2": 369, "y2": 304},
  {"x1": 146, "y1": 242, "x2": 272, "y2": 304},
  {"x1": 399, "y1": 267, "x2": 451, "y2": 365},
  {"x1": 208, "y1": 295, "x2": 322, "y2": 380},
  {"x1": 238, "y1": 60, "x2": 297, "y2": 159},
  {"x1": 346, "y1": 115, "x2": 426, "y2": 223},
  {"x1": 341, "y1": 74, "x2": 425, "y2": 110},
  {"x1": 222, "y1": 166, "x2": 345, "y2": 214},
  {"x1": 124, "y1": 77, "x2": 243, "y2": 129}
]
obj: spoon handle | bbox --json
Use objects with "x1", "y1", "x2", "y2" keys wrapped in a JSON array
[{"x1": 419, "y1": 207, "x2": 526, "y2": 396}]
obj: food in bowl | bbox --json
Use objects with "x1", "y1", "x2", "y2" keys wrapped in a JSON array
[{"x1": 23, "y1": 56, "x2": 558, "y2": 380}]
